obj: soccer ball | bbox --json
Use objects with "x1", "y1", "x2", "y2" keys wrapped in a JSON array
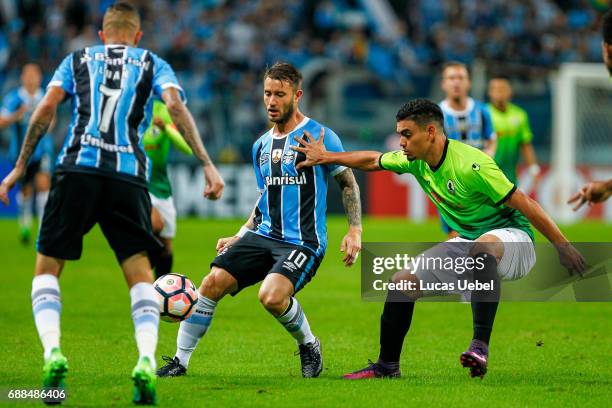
[{"x1": 153, "y1": 273, "x2": 198, "y2": 322}]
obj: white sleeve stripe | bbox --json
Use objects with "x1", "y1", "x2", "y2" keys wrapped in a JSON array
[
  {"x1": 330, "y1": 166, "x2": 347, "y2": 177},
  {"x1": 161, "y1": 83, "x2": 184, "y2": 91},
  {"x1": 47, "y1": 80, "x2": 64, "y2": 88},
  {"x1": 160, "y1": 83, "x2": 186, "y2": 102}
]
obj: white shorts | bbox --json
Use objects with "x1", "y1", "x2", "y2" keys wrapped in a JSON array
[
  {"x1": 150, "y1": 194, "x2": 177, "y2": 239},
  {"x1": 414, "y1": 228, "x2": 536, "y2": 296}
]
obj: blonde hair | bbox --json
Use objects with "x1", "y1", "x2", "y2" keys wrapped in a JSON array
[{"x1": 103, "y1": 2, "x2": 141, "y2": 35}]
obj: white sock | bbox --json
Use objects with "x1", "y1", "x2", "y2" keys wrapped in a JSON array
[
  {"x1": 176, "y1": 294, "x2": 216, "y2": 367},
  {"x1": 36, "y1": 191, "x2": 49, "y2": 225},
  {"x1": 130, "y1": 282, "x2": 160, "y2": 370},
  {"x1": 17, "y1": 192, "x2": 32, "y2": 229},
  {"x1": 32, "y1": 274, "x2": 61, "y2": 360},
  {"x1": 276, "y1": 297, "x2": 315, "y2": 345}
]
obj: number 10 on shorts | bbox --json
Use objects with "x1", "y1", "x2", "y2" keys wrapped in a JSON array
[{"x1": 286, "y1": 249, "x2": 308, "y2": 270}]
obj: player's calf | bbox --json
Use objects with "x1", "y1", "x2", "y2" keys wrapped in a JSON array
[
  {"x1": 262, "y1": 277, "x2": 321, "y2": 377},
  {"x1": 159, "y1": 269, "x2": 230, "y2": 376}
]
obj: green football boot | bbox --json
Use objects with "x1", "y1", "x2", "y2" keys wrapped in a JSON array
[
  {"x1": 132, "y1": 356, "x2": 157, "y2": 405},
  {"x1": 42, "y1": 348, "x2": 68, "y2": 405}
]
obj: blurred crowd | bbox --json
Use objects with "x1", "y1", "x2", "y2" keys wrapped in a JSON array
[{"x1": 0, "y1": 0, "x2": 607, "y2": 161}]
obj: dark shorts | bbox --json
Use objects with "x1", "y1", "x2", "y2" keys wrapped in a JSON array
[
  {"x1": 37, "y1": 172, "x2": 163, "y2": 263},
  {"x1": 211, "y1": 232, "x2": 322, "y2": 295},
  {"x1": 21, "y1": 155, "x2": 51, "y2": 186}
]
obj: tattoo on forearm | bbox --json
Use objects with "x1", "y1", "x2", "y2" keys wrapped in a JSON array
[
  {"x1": 171, "y1": 108, "x2": 211, "y2": 166},
  {"x1": 335, "y1": 169, "x2": 362, "y2": 227},
  {"x1": 17, "y1": 120, "x2": 51, "y2": 167}
]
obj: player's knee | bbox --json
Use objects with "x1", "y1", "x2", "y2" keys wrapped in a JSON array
[
  {"x1": 471, "y1": 237, "x2": 503, "y2": 262},
  {"x1": 35, "y1": 173, "x2": 50, "y2": 191},
  {"x1": 258, "y1": 288, "x2": 286, "y2": 312},
  {"x1": 200, "y1": 267, "x2": 234, "y2": 300},
  {"x1": 35, "y1": 255, "x2": 63, "y2": 277},
  {"x1": 391, "y1": 270, "x2": 421, "y2": 300},
  {"x1": 151, "y1": 211, "x2": 164, "y2": 235}
]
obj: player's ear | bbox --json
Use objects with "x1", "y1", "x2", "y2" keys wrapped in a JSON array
[
  {"x1": 295, "y1": 89, "x2": 303, "y2": 100},
  {"x1": 427, "y1": 124, "x2": 436, "y2": 139},
  {"x1": 134, "y1": 31, "x2": 143, "y2": 46},
  {"x1": 98, "y1": 30, "x2": 105, "y2": 43}
]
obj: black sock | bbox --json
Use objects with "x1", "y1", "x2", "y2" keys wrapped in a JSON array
[
  {"x1": 471, "y1": 252, "x2": 500, "y2": 345},
  {"x1": 378, "y1": 290, "x2": 415, "y2": 364},
  {"x1": 155, "y1": 252, "x2": 173, "y2": 279}
]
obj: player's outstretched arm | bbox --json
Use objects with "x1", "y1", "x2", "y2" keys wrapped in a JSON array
[
  {"x1": 334, "y1": 169, "x2": 362, "y2": 267},
  {"x1": 567, "y1": 179, "x2": 612, "y2": 210},
  {"x1": 292, "y1": 128, "x2": 382, "y2": 171},
  {"x1": 0, "y1": 87, "x2": 64, "y2": 205},
  {"x1": 162, "y1": 87, "x2": 224, "y2": 200},
  {"x1": 505, "y1": 189, "x2": 586, "y2": 276}
]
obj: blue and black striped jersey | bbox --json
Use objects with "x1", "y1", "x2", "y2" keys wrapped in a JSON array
[
  {"x1": 251, "y1": 117, "x2": 346, "y2": 256},
  {"x1": 0, "y1": 87, "x2": 54, "y2": 164},
  {"x1": 439, "y1": 97, "x2": 495, "y2": 150},
  {"x1": 48, "y1": 44, "x2": 184, "y2": 185}
]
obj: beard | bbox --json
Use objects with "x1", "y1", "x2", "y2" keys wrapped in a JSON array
[{"x1": 270, "y1": 101, "x2": 295, "y2": 124}]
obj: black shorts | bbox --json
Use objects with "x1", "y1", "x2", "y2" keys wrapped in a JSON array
[
  {"x1": 211, "y1": 232, "x2": 322, "y2": 295},
  {"x1": 21, "y1": 155, "x2": 51, "y2": 186},
  {"x1": 37, "y1": 172, "x2": 163, "y2": 263}
]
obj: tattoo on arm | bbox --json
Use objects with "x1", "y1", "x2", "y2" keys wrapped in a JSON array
[
  {"x1": 14, "y1": 87, "x2": 65, "y2": 168},
  {"x1": 335, "y1": 169, "x2": 362, "y2": 227},
  {"x1": 16, "y1": 118, "x2": 52, "y2": 168},
  {"x1": 169, "y1": 105, "x2": 211, "y2": 166}
]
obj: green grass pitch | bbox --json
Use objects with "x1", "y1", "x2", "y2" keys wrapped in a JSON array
[{"x1": 1, "y1": 217, "x2": 611, "y2": 407}]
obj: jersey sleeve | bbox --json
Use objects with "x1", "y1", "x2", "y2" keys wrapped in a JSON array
[
  {"x1": 151, "y1": 54, "x2": 186, "y2": 102},
  {"x1": 321, "y1": 127, "x2": 346, "y2": 176},
  {"x1": 0, "y1": 91, "x2": 21, "y2": 117},
  {"x1": 519, "y1": 110, "x2": 534, "y2": 144},
  {"x1": 379, "y1": 150, "x2": 413, "y2": 174},
  {"x1": 469, "y1": 156, "x2": 516, "y2": 205},
  {"x1": 252, "y1": 140, "x2": 265, "y2": 193},
  {"x1": 481, "y1": 105, "x2": 495, "y2": 140},
  {"x1": 47, "y1": 54, "x2": 74, "y2": 95}
]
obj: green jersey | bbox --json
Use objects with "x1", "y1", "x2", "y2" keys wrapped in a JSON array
[
  {"x1": 143, "y1": 100, "x2": 192, "y2": 199},
  {"x1": 379, "y1": 139, "x2": 534, "y2": 241},
  {"x1": 488, "y1": 102, "x2": 533, "y2": 184}
]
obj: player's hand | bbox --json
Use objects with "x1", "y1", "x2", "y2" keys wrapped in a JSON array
[
  {"x1": 292, "y1": 128, "x2": 327, "y2": 170},
  {"x1": 568, "y1": 181, "x2": 612, "y2": 211},
  {"x1": 340, "y1": 226, "x2": 362, "y2": 267},
  {"x1": 555, "y1": 243, "x2": 586, "y2": 277},
  {"x1": 216, "y1": 236, "x2": 240, "y2": 253},
  {"x1": 203, "y1": 164, "x2": 225, "y2": 200},
  {"x1": 0, "y1": 165, "x2": 25, "y2": 206},
  {"x1": 153, "y1": 117, "x2": 166, "y2": 131}
]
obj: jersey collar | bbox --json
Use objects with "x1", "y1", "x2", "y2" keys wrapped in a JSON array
[
  {"x1": 18, "y1": 86, "x2": 43, "y2": 102},
  {"x1": 440, "y1": 97, "x2": 474, "y2": 116},
  {"x1": 271, "y1": 116, "x2": 310, "y2": 139},
  {"x1": 430, "y1": 138, "x2": 449, "y2": 172}
]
